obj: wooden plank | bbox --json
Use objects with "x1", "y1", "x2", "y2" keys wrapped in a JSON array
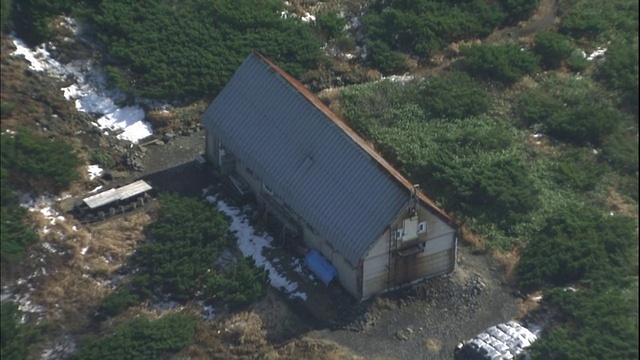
[
  {"x1": 84, "y1": 189, "x2": 118, "y2": 209},
  {"x1": 117, "y1": 180, "x2": 152, "y2": 200}
]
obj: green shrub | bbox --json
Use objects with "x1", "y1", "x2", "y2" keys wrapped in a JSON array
[
  {"x1": 533, "y1": 31, "x2": 574, "y2": 69},
  {"x1": 560, "y1": 8, "x2": 608, "y2": 39},
  {"x1": 340, "y1": 80, "x2": 421, "y2": 133},
  {"x1": 335, "y1": 35, "x2": 356, "y2": 52},
  {"x1": 1, "y1": 128, "x2": 80, "y2": 193},
  {"x1": 518, "y1": 89, "x2": 564, "y2": 126},
  {"x1": 461, "y1": 43, "x2": 540, "y2": 84},
  {"x1": 208, "y1": 256, "x2": 269, "y2": 307},
  {"x1": 423, "y1": 149, "x2": 539, "y2": 234},
  {"x1": 1, "y1": 302, "x2": 41, "y2": 359},
  {"x1": 601, "y1": 129, "x2": 639, "y2": 174},
  {"x1": 551, "y1": 147, "x2": 609, "y2": 191},
  {"x1": 76, "y1": 313, "x2": 196, "y2": 360},
  {"x1": 365, "y1": 39, "x2": 409, "y2": 74},
  {"x1": 530, "y1": 286, "x2": 639, "y2": 360},
  {"x1": 315, "y1": 11, "x2": 345, "y2": 41},
  {"x1": 500, "y1": 0, "x2": 539, "y2": 23},
  {"x1": 342, "y1": 82, "x2": 536, "y2": 236},
  {"x1": 91, "y1": 0, "x2": 322, "y2": 100},
  {"x1": 518, "y1": 75, "x2": 621, "y2": 145},
  {"x1": 133, "y1": 194, "x2": 233, "y2": 301},
  {"x1": 1, "y1": 168, "x2": 38, "y2": 263},
  {"x1": 0, "y1": 0, "x2": 10, "y2": 32},
  {"x1": 132, "y1": 194, "x2": 267, "y2": 306},
  {"x1": 99, "y1": 287, "x2": 140, "y2": 317},
  {"x1": 90, "y1": 149, "x2": 115, "y2": 169},
  {"x1": 516, "y1": 204, "x2": 637, "y2": 289},
  {"x1": 0, "y1": 103, "x2": 16, "y2": 119},
  {"x1": 597, "y1": 38, "x2": 639, "y2": 112},
  {"x1": 10, "y1": 0, "x2": 83, "y2": 45},
  {"x1": 420, "y1": 71, "x2": 489, "y2": 119},
  {"x1": 1, "y1": 203, "x2": 38, "y2": 264},
  {"x1": 361, "y1": 0, "x2": 531, "y2": 57},
  {"x1": 545, "y1": 103, "x2": 619, "y2": 145},
  {"x1": 566, "y1": 49, "x2": 589, "y2": 72}
]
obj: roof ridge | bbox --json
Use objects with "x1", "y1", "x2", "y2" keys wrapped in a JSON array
[{"x1": 251, "y1": 51, "x2": 457, "y2": 227}]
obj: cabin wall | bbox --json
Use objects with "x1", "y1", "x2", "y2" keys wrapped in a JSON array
[
  {"x1": 232, "y1": 159, "x2": 358, "y2": 297},
  {"x1": 205, "y1": 131, "x2": 220, "y2": 167},
  {"x1": 303, "y1": 227, "x2": 359, "y2": 298},
  {"x1": 235, "y1": 161, "x2": 262, "y2": 194},
  {"x1": 362, "y1": 201, "x2": 457, "y2": 299}
]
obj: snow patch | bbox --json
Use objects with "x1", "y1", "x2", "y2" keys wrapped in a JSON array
[
  {"x1": 301, "y1": 12, "x2": 316, "y2": 23},
  {"x1": 586, "y1": 47, "x2": 607, "y2": 61},
  {"x1": 10, "y1": 34, "x2": 154, "y2": 143},
  {"x1": 206, "y1": 195, "x2": 307, "y2": 300},
  {"x1": 198, "y1": 301, "x2": 216, "y2": 320},
  {"x1": 19, "y1": 194, "x2": 66, "y2": 229},
  {"x1": 381, "y1": 74, "x2": 415, "y2": 83},
  {"x1": 87, "y1": 165, "x2": 104, "y2": 180}
]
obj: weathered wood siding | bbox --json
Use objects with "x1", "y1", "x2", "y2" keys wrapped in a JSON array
[
  {"x1": 361, "y1": 200, "x2": 457, "y2": 299},
  {"x1": 303, "y1": 227, "x2": 359, "y2": 298},
  {"x1": 235, "y1": 161, "x2": 262, "y2": 194},
  {"x1": 205, "y1": 131, "x2": 219, "y2": 166}
]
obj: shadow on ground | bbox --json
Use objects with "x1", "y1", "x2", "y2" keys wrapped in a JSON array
[{"x1": 140, "y1": 160, "x2": 214, "y2": 198}]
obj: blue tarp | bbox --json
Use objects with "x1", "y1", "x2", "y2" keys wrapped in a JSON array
[{"x1": 305, "y1": 249, "x2": 338, "y2": 285}]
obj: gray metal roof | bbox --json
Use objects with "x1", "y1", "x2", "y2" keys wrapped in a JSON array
[{"x1": 201, "y1": 52, "x2": 454, "y2": 266}]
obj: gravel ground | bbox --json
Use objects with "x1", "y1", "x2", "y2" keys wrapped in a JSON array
[
  {"x1": 306, "y1": 244, "x2": 520, "y2": 360},
  {"x1": 136, "y1": 129, "x2": 212, "y2": 197}
]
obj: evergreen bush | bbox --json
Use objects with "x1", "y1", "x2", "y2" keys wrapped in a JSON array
[
  {"x1": 132, "y1": 194, "x2": 268, "y2": 306},
  {"x1": 420, "y1": 71, "x2": 489, "y2": 119},
  {"x1": 461, "y1": 43, "x2": 540, "y2": 84},
  {"x1": 0, "y1": 129, "x2": 80, "y2": 193},
  {"x1": 91, "y1": 0, "x2": 323, "y2": 100},
  {"x1": 534, "y1": 31, "x2": 574, "y2": 69},
  {"x1": 1, "y1": 302, "x2": 41, "y2": 359},
  {"x1": 99, "y1": 287, "x2": 140, "y2": 317},
  {"x1": 76, "y1": 313, "x2": 196, "y2": 360}
]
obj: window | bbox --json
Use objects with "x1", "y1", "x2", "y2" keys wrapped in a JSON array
[
  {"x1": 418, "y1": 221, "x2": 427, "y2": 234},
  {"x1": 395, "y1": 229, "x2": 403, "y2": 240}
]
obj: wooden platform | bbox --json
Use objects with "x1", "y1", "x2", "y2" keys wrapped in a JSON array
[{"x1": 83, "y1": 180, "x2": 152, "y2": 209}]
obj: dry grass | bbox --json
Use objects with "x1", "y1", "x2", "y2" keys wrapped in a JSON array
[
  {"x1": 515, "y1": 291, "x2": 543, "y2": 320},
  {"x1": 21, "y1": 207, "x2": 152, "y2": 332},
  {"x1": 318, "y1": 87, "x2": 347, "y2": 119},
  {"x1": 264, "y1": 337, "x2": 365, "y2": 360},
  {"x1": 424, "y1": 337, "x2": 443, "y2": 353},
  {"x1": 605, "y1": 187, "x2": 637, "y2": 218},
  {"x1": 253, "y1": 290, "x2": 306, "y2": 342},
  {"x1": 85, "y1": 212, "x2": 151, "y2": 269},
  {"x1": 491, "y1": 248, "x2": 521, "y2": 282},
  {"x1": 221, "y1": 311, "x2": 269, "y2": 348},
  {"x1": 459, "y1": 224, "x2": 485, "y2": 249}
]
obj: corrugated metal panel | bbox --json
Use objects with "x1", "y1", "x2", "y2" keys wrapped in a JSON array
[{"x1": 201, "y1": 52, "x2": 426, "y2": 265}]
